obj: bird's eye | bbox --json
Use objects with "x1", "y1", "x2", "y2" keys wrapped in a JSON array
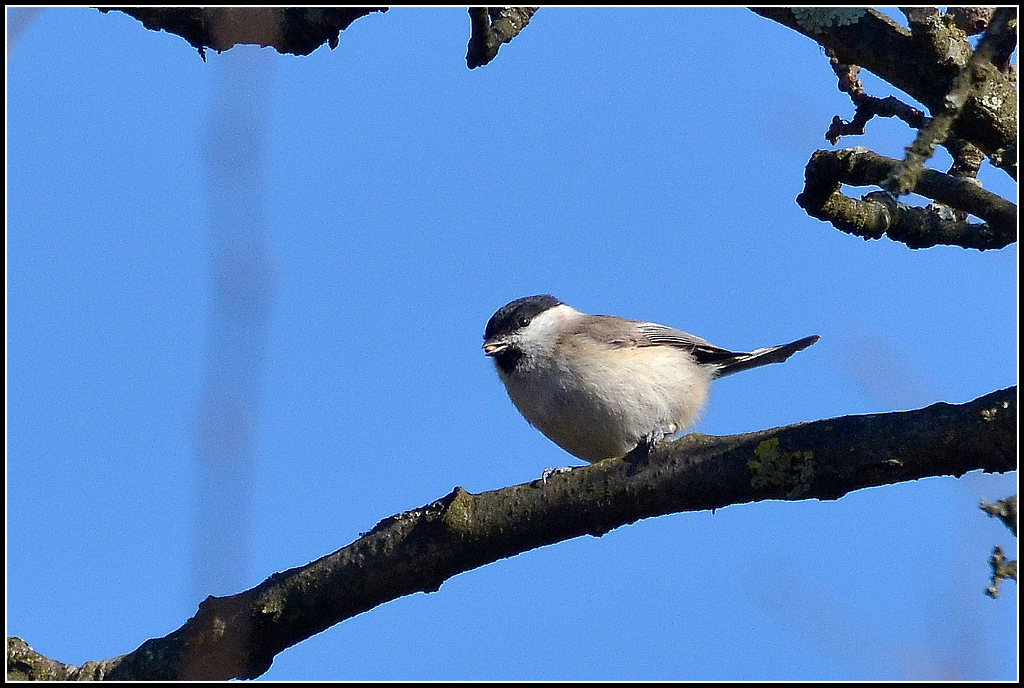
[{"x1": 517, "y1": 316, "x2": 531, "y2": 328}]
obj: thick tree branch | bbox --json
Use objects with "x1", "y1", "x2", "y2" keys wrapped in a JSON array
[
  {"x1": 797, "y1": 147, "x2": 1016, "y2": 249},
  {"x1": 947, "y1": 7, "x2": 996, "y2": 36},
  {"x1": 8, "y1": 387, "x2": 1016, "y2": 680}
]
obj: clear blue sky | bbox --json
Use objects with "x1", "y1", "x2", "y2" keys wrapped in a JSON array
[{"x1": 7, "y1": 7, "x2": 1017, "y2": 680}]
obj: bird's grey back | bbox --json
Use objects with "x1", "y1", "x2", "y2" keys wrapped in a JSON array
[{"x1": 567, "y1": 315, "x2": 818, "y2": 378}]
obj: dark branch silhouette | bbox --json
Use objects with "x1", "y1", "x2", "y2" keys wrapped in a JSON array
[{"x1": 99, "y1": 7, "x2": 389, "y2": 58}]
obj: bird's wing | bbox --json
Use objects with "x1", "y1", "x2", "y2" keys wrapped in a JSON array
[
  {"x1": 571, "y1": 316, "x2": 742, "y2": 365},
  {"x1": 636, "y1": 322, "x2": 743, "y2": 365}
]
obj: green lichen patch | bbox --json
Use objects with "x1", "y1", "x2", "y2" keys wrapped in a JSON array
[{"x1": 748, "y1": 437, "x2": 816, "y2": 499}]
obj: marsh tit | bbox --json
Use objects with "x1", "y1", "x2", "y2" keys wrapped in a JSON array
[{"x1": 483, "y1": 295, "x2": 818, "y2": 463}]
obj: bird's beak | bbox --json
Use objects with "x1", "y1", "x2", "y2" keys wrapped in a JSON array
[{"x1": 482, "y1": 340, "x2": 505, "y2": 356}]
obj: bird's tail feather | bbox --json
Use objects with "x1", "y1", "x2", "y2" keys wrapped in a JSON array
[{"x1": 714, "y1": 335, "x2": 819, "y2": 378}]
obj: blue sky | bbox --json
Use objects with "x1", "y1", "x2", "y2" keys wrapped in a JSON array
[{"x1": 6, "y1": 7, "x2": 1017, "y2": 680}]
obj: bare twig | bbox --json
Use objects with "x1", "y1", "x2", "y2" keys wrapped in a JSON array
[
  {"x1": 824, "y1": 51, "x2": 928, "y2": 144},
  {"x1": 981, "y1": 495, "x2": 1018, "y2": 536},
  {"x1": 985, "y1": 546, "x2": 1018, "y2": 599},
  {"x1": 979, "y1": 495, "x2": 1017, "y2": 599}
]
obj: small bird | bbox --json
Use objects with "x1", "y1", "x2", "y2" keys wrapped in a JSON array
[{"x1": 483, "y1": 295, "x2": 818, "y2": 463}]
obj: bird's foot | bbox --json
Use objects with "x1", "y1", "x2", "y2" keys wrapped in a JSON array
[{"x1": 541, "y1": 465, "x2": 576, "y2": 483}]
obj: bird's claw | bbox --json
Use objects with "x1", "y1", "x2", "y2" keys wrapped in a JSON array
[{"x1": 541, "y1": 465, "x2": 575, "y2": 483}]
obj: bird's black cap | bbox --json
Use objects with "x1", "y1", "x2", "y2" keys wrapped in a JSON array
[{"x1": 484, "y1": 294, "x2": 562, "y2": 341}]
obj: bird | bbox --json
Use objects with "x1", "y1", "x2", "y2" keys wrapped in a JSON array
[{"x1": 483, "y1": 294, "x2": 818, "y2": 464}]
